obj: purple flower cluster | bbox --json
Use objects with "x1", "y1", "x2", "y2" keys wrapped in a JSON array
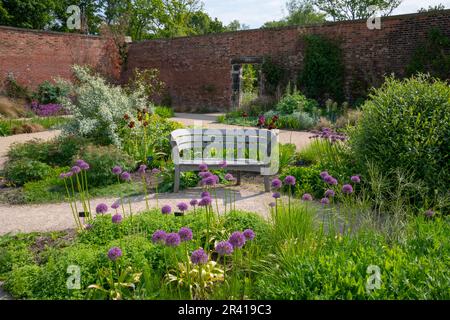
[
  {"x1": 271, "y1": 178, "x2": 282, "y2": 189},
  {"x1": 29, "y1": 101, "x2": 68, "y2": 117},
  {"x1": 161, "y1": 205, "x2": 172, "y2": 214},
  {"x1": 284, "y1": 175, "x2": 296, "y2": 186},
  {"x1": 229, "y1": 231, "x2": 246, "y2": 248},
  {"x1": 215, "y1": 241, "x2": 233, "y2": 256},
  {"x1": 191, "y1": 248, "x2": 208, "y2": 265},
  {"x1": 225, "y1": 173, "x2": 235, "y2": 181},
  {"x1": 342, "y1": 184, "x2": 354, "y2": 194},
  {"x1": 310, "y1": 128, "x2": 347, "y2": 143},
  {"x1": 178, "y1": 227, "x2": 193, "y2": 242},
  {"x1": 112, "y1": 166, "x2": 122, "y2": 175},
  {"x1": 177, "y1": 202, "x2": 188, "y2": 212},
  {"x1": 302, "y1": 193, "x2": 313, "y2": 201},
  {"x1": 96, "y1": 203, "x2": 108, "y2": 214},
  {"x1": 112, "y1": 214, "x2": 123, "y2": 224},
  {"x1": 108, "y1": 247, "x2": 122, "y2": 261},
  {"x1": 151, "y1": 230, "x2": 167, "y2": 244},
  {"x1": 165, "y1": 233, "x2": 181, "y2": 247}
]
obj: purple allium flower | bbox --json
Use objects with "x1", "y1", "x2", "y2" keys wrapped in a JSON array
[
  {"x1": 108, "y1": 247, "x2": 122, "y2": 261},
  {"x1": 120, "y1": 172, "x2": 131, "y2": 181},
  {"x1": 79, "y1": 162, "x2": 90, "y2": 170},
  {"x1": 138, "y1": 164, "x2": 147, "y2": 175},
  {"x1": 198, "y1": 163, "x2": 208, "y2": 172},
  {"x1": 190, "y1": 199, "x2": 198, "y2": 207},
  {"x1": 320, "y1": 171, "x2": 329, "y2": 179},
  {"x1": 324, "y1": 175, "x2": 338, "y2": 185},
  {"x1": 191, "y1": 248, "x2": 208, "y2": 265},
  {"x1": 165, "y1": 233, "x2": 181, "y2": 247},
  {"x1": 199, "y1": 171, "x2": 212, "y2": 179},
  {"x1": 161, "y1": 205, "x2": 172, "y2": 214},
  {"x1": 71, "y1": 166, "x2": 81, "y2": 174},
  {"x1": 272, "y1": 192, "x2": 281, "y2": 199},
  {"x1": 111, "y1": 201, "x2": 120, "y2": 210},
  {"x1": 302, "y1": 193, "x2": 313, "y2": 201},
  {"x1": 269, "y1": 202, "x2": 276, "y2": 208},
  {"x1": 225, "y1": 173, "x2": 235, "y2": 181},
  {"x1": 177, "y1": 202, "x2": 188, "y2": 212},
  {"x1": 96, "y1": 203, "x2": 108, "y2": 214},
  {"x1": 201, "y1": 191, "x2": 210, "y2": 198},
  {"x1": 199, "y1": 196, "x2": 212, "y2": 207},
  {"x1": 342, "y1": 184, "x2": 354, "y2": 194},
  {"x1": 284, "y1": 175, "x2": 296, "y2": 186},
  {"x1": 151, "y1": 168, "x2": 161, "y2": 175},
  {"x1": 202, "y1": 175, "x2": 218, "y2": 186},
  {"x1": 75, "y1": 160, "x2": 85, "y2": 167},
  {"x1": 178, "y1": 227, "x2": 193, "y2": 242},
  {"x1": 84, "y1": 224, "x2": 92, "y2": 230},
  {"x1": 219, "y1": 160, "x2": 227, "y2": 169},
  {"x1": 229, "y1": 231, "x2": 246, "y2": 249},
  {"x1": 112, "y1": 166, "x2": 122, "y2": 175},
  {"x1": 215, "y1": 241, "x2": 234, "y2": 256},
  {"x1": 112, "y1": 214, "x2": 123, "y2": 224},
  {"x1": 321, "y1": 197, "x2": 330, "y2": 205},
  {"x1": 151, "y1": 230, "x2": 167, "y2": 244},
  {"x1": 243, "y1": 229, "x2": 255, "y2": 241},
  {"x1": 325, "y1": 189, "x2": 335, "y2": 198},
  {"x1": 65, "y1": 171, "x2": 73, "y2": 178},
  {"x1": 351, "y1": 175, "x2": 361, "y2": 183},
  {"x1": 271, "y1": 178, "x2": 282, "y2": 189},
  {"x1": 59, "y1": 173, "x2": 67, "y2": 179},
  {"x1": 425, "y1": 210, "x2": 434, "y2": 218}
]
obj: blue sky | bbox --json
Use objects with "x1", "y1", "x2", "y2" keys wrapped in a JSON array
[{"x1": 203, "y1": 0, "x2": 450, "y2": 28}]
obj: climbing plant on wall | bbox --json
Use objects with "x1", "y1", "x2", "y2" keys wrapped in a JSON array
[
  {"x1": 406, "y1": 28, "x2": 450, "y2": 81},
  {"x1": 299, "y1": 34, "x2": 345, "y2": 103},
  {"x1": 261, "y1": 57, "x2": 286, "y2": 95}
]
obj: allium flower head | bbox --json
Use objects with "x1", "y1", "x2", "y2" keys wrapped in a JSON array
[
  {"x1": 351, "y1": 175, "x2": 361, "y2": 183},
  {"x1": 199, "y1": 196, "x2": 212, "y2": 207},
  {"x1": 284, "y1": 175, "x2": 296, "y2": 186},
  {"x1": 151, "y1": 230, "x2": 167, "y2": 244},
  {"x1": 71, "y1": 166, "x2": 81, "y2": 174},
  {"x1": 59, "y1": 173, "x2": 67, "y2": 179},
  {"x1": 342, "y1": 184, "x2": 354, "y2": 194},
  {"x1": 425, "y1": 210, "x2": 434, "y2": 218},
  {"x1": 191, "y1": 248, "x2": 208, "y2": 265},
  {"x1": 272, "y1": 192, "x2": 281, "y2": 199},
  {"x1": 65, "y1": 171, "x2": 73, "y2": 178},
  {"x1": 219, "y1": 160, "x2": 227, "y2": 169},
  {"x1": 151, "y1": 168, "x2": 161, "y2": 175},
  {"x1": 321, "y1": 198, "x2": 330, "y2": 205},
  {"x1": 165, "y1": 233, "x2": 181, "y2": 247},
  {"x1": 320, "y1": 171, "x2": 329, "y2": 179},
  {"x1": 108, "y1": 247, "x2": 122, "y2": 261},
  {"x1": 225, "y1": 173, "x2": 235, "y2": 181},
  {"x1": 111, "y1": 201, "x2": 120, "y2": 209},
  {"x1": 112, "y1": 166, "x2": 122, "y2": 175},
  {"x1": 161, "y1": 205, "x2": 172, "y2": 214},
  {"x1": 243, "y1": 229, "x2": 255, "y2": 241},
  {"x1": 269, "y1": 202, "x2": 276, "y2": 208},
  {"x1": 271, "y1": 178, "x2": 282, "y2": 189},
  {"x1": 215, "y1": 241, "x2": 233, "y2": 256},
  {"x1": 198, "y1": 163, "x2": 208, "y2": 172},
  {"x1": 325, "y1": 189, "x2": 335, "y2": 198},
  {"x1": 178, "y1": 227, "x2": 193, "y2": 242},
  {"x1": 120, "y1": 172, "x2": 131, "y2": 181},
  {"x1": 199, "y1": 171, "x2": 212, "y2": 179},
  {"x1": 202, "y1": 175, "x2": 218, "y2": 186},
  {"x1": 96, "y1": 203, "x2": 108, "y2": 214},
  {"x1": 190, "y1": 199, "x2": 198, "y2": 207},
  {"x1": 201, "y1": 191, "x2": 210, "y2": 198},
  {"x1": 324, "y1": 175, "x2": 338, "y2": 185},
  {"x1": 112, "y1": 214, "x2": 123, "y2": 224},
  {"x1": 177, "y1": 202, "x2": 188, "y2": 212},
  {"x1": 229, "y1": 231, "x2": 246, "y2": 249},
  {"x1": 75, "y1": 160, "x2": 85, "y2": 167},
  {"x1": 302, "y1": 193, "x2": 313, "y2": 201},
  {"x1": 138, "y1": 164, "x2": 147, "y2": 175}
]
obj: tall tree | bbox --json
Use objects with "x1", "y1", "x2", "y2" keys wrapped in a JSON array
[
  {"x1": 263, "y1": 0, "x2": 326, "y2": 28},
  {"x1": 187, "y1": 11, "x2": 225, "y2": 35},
  {"x1": 313, "y1": 0, "x2": 403, "y2": 21},
  {"x1": 226, "y1": 20, "x2": 250, "y2": 31},
  {"x1": 0, "y1": 0, "x2": 56, "y2": 29}
]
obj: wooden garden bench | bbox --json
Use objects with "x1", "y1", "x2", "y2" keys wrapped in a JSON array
[{"x1": 170, "y1": 128, "x2": 279, "y2": 193}]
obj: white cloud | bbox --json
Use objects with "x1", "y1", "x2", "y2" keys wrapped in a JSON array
[{"x1": 203, "y1": 0, "x2": 450, "y2": 28}]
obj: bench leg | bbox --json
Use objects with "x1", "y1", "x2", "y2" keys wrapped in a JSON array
[
  {"x1": 174, "y1": 166, "x2": 180, "y2": 193},
  {"x1": 236, "y1": 171, "x2": 241, "y2": 186},
  {"x1": 264, "y1": 176, "x2": 270, "y2": 192}
]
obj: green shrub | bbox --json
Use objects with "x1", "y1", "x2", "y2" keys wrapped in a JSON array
[
  {"x1": 33, "y1": 80, "x2": 70, "y2": 104},
  {"x1": 0, "y1": 120, "x2": 11, "y2": 136},
  {"x1": 154, "y1": 106, "x2": 174, "y2": 118},
  {"x1": 278, "y1": 112, "x2": 316, "y2": 130},
  {"x1": 280, "y1": 165, "x2": 324, "y2": 198},
  {"x1": 22, "y1": 167, "x2": 68, "y2": 203},
  {"x1": 278, "y1": 143, "x2": 296, "y2": 168},
  {"x1": 349, "y1": 75, "x2": 450, "y2": 198},
  {"x1": 276, "y1": 88, "x2": 309, "y2": 114},
  {"x1": 4, "y1": 159, "x2": 52, "y2": 186},
  {"x1": 299, "y1": 34, "x2": 344, "y2": 102},
  {"x1": 76, "y1": 144, "x2": 135, "y2": 187},
  {"x1": 4, "y1": 265, "x2": 41, "y2": 299}
]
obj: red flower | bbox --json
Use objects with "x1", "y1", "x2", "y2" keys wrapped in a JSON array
[
  {"x1": 128, "y1": 121, "x2": 135, "y2": 129},
  {"x1": 242, "y1": 112, "x2": 248, "y2": 118},
  {"x1": 123, "y1": 114, "x2": 130, "y2": 121}
]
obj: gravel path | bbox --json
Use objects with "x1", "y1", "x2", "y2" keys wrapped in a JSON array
[{"x1": 0, "y1": 113, "x2": 312, "y2": 235}]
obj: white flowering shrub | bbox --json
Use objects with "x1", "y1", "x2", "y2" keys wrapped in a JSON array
[{"x1": 62, "y1": 65, "x2": 150, "y2": 146}]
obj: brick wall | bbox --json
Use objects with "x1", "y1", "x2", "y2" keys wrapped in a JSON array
[
  {"x1": 123, "y1": 10, "x2": 450, "y2": 111},
  {"x1": 0, "y1": 26, "x2": 121, "y2": 92}
]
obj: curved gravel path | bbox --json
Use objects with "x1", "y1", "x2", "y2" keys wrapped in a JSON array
[{"x1": 0, "y1": 113, "x2": 312, "y2": 235}]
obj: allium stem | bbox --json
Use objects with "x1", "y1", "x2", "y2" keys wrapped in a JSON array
[
  {"x1": 142, "y1": 175, "x2": 149, "y2": 210},
  {"x1": 69, "y1": 176, "x2": 80, "y2": 228},
  {"x1": 117, "y1": 176, "x2": 126, "y2": 217},
  {"x1": 64, "y1": 179, "x2": 80, "y2": 230},
  {"x1": 83, "y1": 171, "x2": 92, "y2": 219}
]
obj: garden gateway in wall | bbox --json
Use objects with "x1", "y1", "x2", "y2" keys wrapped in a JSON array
[{"x1": 1, "y1": 10, "x2": 450, "y2": 112}]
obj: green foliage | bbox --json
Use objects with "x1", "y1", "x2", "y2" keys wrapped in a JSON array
[
  {"x1": 33, "y1": 80, "x2": 70, "y2": 104},
  {"x1": 0, "y1": 116, "x2": 71, "y2": 137},
  {"x1": 153, "y1": 106, "x2": 174, "y2": 118},
  {"x1": 276, "y1": 88, "x2": 309, "y2": 114},
  {"x1": 242, "y1": 64, "x2": 258, "y2": 93},
  {"x1": 278, "y1": 143, "x2": 297, "y2": 168},
  {"x1": 262, "y1": 0, "x2": 326, "y2": 28},
  {"x1": 4, "y1": 159, "x2": 51, "y2": 186},
  {"x1": 280, "y1": 165, "x2": 324, "y2": 198},
  {"x1": 261, "y1": 57, "x2": 285, "y2": 95},
  {"x1": 300, "y1": 34, "x2": 345, "y2": 102},
  {"x1": 349, "y1": 75, "x2": 450, "y2": 198},
  {"x1": 406, "y1": 28, "x2": 450, "y2": 81},
  {"x1": 0, "y1": 0, "x2": 56, "y2": 30},
  {"x1": 76, "y1": 144, "x2": 135, "y2": 187},
  {"x1": 3, "y1": 74, "x2": 30, "y2": 99},
  {"x1": 277, "y1": 112, "x2": 317, "y2": 130}
]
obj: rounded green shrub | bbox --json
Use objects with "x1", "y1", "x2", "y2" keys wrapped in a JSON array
[
  {"x1": 4, "y1": 159, "x2": 51, "y2": 186},
  {"x1": 350, "y1": 75, "x2": 450, "y2": 196}
]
